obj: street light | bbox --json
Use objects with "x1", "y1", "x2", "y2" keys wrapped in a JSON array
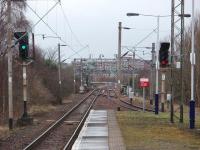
[
  {"x1": 73, "y1": 59, "x2": 76, "y2": 94},
  {"x1": 121, "y1": 50, "x2": 135, "y2": 101},
  {"x1": 122, "y1": 46, "x2": 153, "y2": 98},
  {"x1": 178, "y1": 11, "x2": 191, "y2": 123},
  {"x1": 127, "y1": 13, "x2": 191, "y2": 120},
  {"x1": 117, "y1": 22, "x2": 132, "y2": 89},
  {"x1": 122, "y1": 27, "x2": 132, "y2": 30},
  {"x1": 127, "y1": 13, "x2": 139, "y2": 16},
  {"x1": 58, "y1": 43, "x2": 67, "y2": 104},
  {"x1": 190, "y1": 0, "x2": 195, "y2": 129},
  {"x1": 178, "y1": 14, "x2": 191, "y2": 18},
  {"x1": 39, "y1": 35, "x2": 67, "y2": 104},
  {"x1": 127, "y1": 12, "x2": 161, "y2": 115}
]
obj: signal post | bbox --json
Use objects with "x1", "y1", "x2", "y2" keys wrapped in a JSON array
[
  {"x1": 14, "y1": 32, "x2": 33, "y2": 125},
  {"x1": 159, "y1": 42, "x2": 170, "y2": 113}
]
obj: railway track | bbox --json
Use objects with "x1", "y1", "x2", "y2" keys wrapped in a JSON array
[
  {"x1": 117, "y1": 99, "x2": 139, "y2": 111},
  {"x1": 120, "y1": 99, "x2": 155, "y2": 112},
  {"x1": 23, "y1": 89, "x2": 100, "y2": 150},
  {"x1": 102, "y1": 89, "x2": 148, "y2": 111}
]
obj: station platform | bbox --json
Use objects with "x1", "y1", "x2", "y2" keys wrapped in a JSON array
[{"x1": 72, "y1": 110, "x2": 126, "y2": 150}]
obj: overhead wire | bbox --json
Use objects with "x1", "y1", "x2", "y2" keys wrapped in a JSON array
[
  {"x1": 2, "y1": 0, "x2": 88, "y2": 59},
  {"x1": 0, "y1": 0, "x2": 61, "y2": 57},
  {"x1": 1, "y1": 1, "x2": 61, "y2": 57},
  {"x1": 26, "y1": 2, "x2": 81, "y2": 57},
  {"x1": 59, "y1": 3, "x2": 84, "y2": 47},
  {"x1": 63, "y1": 45, "x2": 89, "y2": 61},
  {"x1": 27, "y1": 3, "x2": 63, "y2": 42},
  {"x1": 120, "y1": 27, "x2": 158, "y2": 66},
  {"x1": 133, "y1": 28, "x2": 157, "y2": 47},
  {"x1": 59, "y1": 1, "x2": 90, "y2": 58},
  {"x1": 123, "y1": 47, "x2": 151, "y2": 66}
]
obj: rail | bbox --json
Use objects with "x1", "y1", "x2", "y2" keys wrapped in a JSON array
[{"x1": 23, "y1": 89, "x2": 98, "y2": 150}]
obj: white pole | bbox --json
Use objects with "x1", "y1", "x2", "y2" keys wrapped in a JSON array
[
  {"x1": 22, "y1": 62, "x2": 28, "y2": 117},
  {"x1": 73, "y1": 59, "x2": 76, "y2": 94},
  {"x1": 132, "y1": 52, "x2": 135, "y2": 96},
  {"x1": 156, "y1": 16, "x2": 160, "y2": 94},
  {"x1": 191, "y1": 0, "x2": 195, "y2": 101},
  {"x1": 118, "y1": 22, "x2": 122, "y2": 85},
  {"x1": 155, "y1": 16, "x2": 160, "y2": 114},
  {"x1": 58, "y1": 43, "x2": 62, "y2": 104},
  {"x1": 143, "y1": 87, "x2": 145, "y2": 112},
  {"x1": 189, "y1": 0, "x2": 195, "y2": 129},
  {"x1": 81, "y1": 58, "x2": 83, "y2": 87},
  {"x1": 7, "y1": 0, "x2": 13, "y2": 130}
]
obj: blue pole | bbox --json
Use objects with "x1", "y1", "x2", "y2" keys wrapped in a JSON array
[
  {"x1": 155, "y1": 94, "x2": 159, "y2": 114},
  {"x1": 189, "y1": 101, "x2": 195, "y2": 129}
]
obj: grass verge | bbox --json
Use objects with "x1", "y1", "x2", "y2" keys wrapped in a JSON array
[
  {"x1": 117, "y1": 111, "x2": 200, "y2": 150},
  {"x1": 29, "y1": 105, "x2": 56, "y2": 116}
]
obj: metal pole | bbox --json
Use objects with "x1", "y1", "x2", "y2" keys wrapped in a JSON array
[
  {"x1": 32, "y1": 33, "x2": 35, "y2": 60},
  {"x1": 81, "y1": 58, "x2": 83, "y2": 87},
  {"x1": 170, "y1": 0, "x2": 175, "y2": 123},
  {"x1": 118, "y1": 22, "x2": 122, "y2": 86},
  {"x1": 73, "y1": 59, "x2": 76, "y2": 94},
  {"x1": 180, "y1": 0, "x2": 184, "y2": 123},
  {"x1": 7, "y1": 0, "x2": 13, "y2": 130},
  {"x1": 150, "y1": 43, "x2": 155, "y2": 105},
  {"x1": 189, "y1": 0, "x2": 195, "y2": 129},
  {"x1": 132, "y1": 51, "x2": 135, "y2": 97},
  {"x1": 58, "y1": 43, "x2": 62, "y2": 104},
  {"x1": 2, "y1": 56, "x2": 6, "y2": 122},
  {"x1": 143, "y1": 87, "x2": 145, "y2": 112},
  {"x1": 161, "y1": 73, "x2": 165, "y2": 112},
  {"x1": 150, "y1": 70, "x2": 153, "y2": 105},
  {"x1": 22, "y1": 62, "x2": 28, "y2": 118},
  {"x1": 155, "y1": 16, "x2": 160, "y2": 114}
]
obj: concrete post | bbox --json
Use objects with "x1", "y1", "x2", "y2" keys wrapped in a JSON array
[{"x1": 7, "y1": 0, "x2": 13, "y2": 130}]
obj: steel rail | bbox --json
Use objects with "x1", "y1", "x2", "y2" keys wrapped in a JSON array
[
  {"x1": 63, "y1": 90, "x2": 101, "y2": 150},
  {"x1": 118, "y1": 100, "x2": 139, "y2": 111},
  {"x1": 104, "y1": 89, "x2": 138, "y2": 111},
  {"x1": 120, "y1": 99, "x2": 155, "y2": 112},
  {"x1": 23, "y1": 89, "x2": 97, "y2": 150}
]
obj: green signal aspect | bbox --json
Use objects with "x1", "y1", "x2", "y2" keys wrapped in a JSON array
[{"x1": 21, "y1": 45, "x2": 27, "y2": 50}]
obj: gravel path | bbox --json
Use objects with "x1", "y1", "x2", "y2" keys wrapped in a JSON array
[{"x1": 0, "y1": 94, "x2": 84, "y2": 150}]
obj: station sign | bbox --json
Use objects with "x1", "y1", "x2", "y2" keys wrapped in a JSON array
[{"x1": 140, "y1": 78, "x2": 149, "y2": 87}]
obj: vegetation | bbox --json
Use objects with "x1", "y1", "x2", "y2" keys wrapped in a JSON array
[
  {"x1": 0, "y1": 1, "x2": 74, "y2": 124},
  {"x1": 164, "y1": 14, "x2": 200, "y2": 106},
  {"x1": 117, "y1": 111, "x2": 200, "y2": 150}
]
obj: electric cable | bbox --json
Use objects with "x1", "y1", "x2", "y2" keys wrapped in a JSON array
[
  {"x1": 134, "y1": 28, "x2": 157, "y2": 47},
  {"x1": 59, "y1": 3, "x2": 84, "y2": 47},
  {"x1": 1, "y1": 1, "x2": 59, "y2": 57},
  {"x1": 64, "y1": 45, "x2": 89, "y2": 61},
  {"x1": 26, "y1": 3, "x2": 81, "y2": 57}
]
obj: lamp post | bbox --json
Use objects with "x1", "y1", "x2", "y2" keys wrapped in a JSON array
[
  {"x1": 117, "y1": 22, "x2": 131, "y2": 91},
  {"x1": 58, "y1": 43, "x2": 67, "y2": 104},
  {"x1": 121, "y1": 50, "x2": 135, "y2": 100},
  {"x1": 190, "y1": 0, "x2": 195, "y2": 129},
  {"x1": 178, "y1": 12, "x2": 191, "y2": 123},
  {"x1": 7, "y1": 0, "x2": 13, "y2": 130},
  {"x1": 73, "y1": 59, "x2": 76, "y2": 94},
  {"x1": 127, "y1": 10, "x2": 191, "y2": 119},
  {"x1": 127, "y1": 13, "x2": 162, "y2": 114},
  {"x1": 41, "y1": 35, "x2": 66, "y2": 104},
  {"x1": 122, "y1": 46, "x2": 152, "y2": 101}
]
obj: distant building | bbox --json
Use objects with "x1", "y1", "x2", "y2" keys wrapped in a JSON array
[{"x1": 73, "y1": 57, "x2": 151, "y2": 83}]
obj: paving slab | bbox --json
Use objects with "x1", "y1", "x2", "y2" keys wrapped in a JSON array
[
  {"x1": 72, "y1": 110, "x2": 126, "y2": 150},
  {"x1": 108, "y1": 110, "x2": 126, "y2": 150}
]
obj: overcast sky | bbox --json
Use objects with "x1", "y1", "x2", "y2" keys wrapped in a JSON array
[{"x1": 26, "y1": 0, "x2": 200, "y2": 62}]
